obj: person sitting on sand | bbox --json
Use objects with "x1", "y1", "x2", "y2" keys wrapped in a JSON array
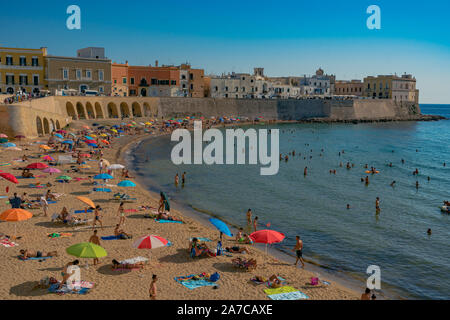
[
  {"x1": 58, "y1": 207, "x2": 69, "y2": 222},
  {"x1": 254, "y1": 275, "x2": 283, "y2": 288},
  {"x1": 156, "y1": 211, "x2": 182, "y2": 222},
  {"x1": 238, "y1": 234, "x2": 254, "y2": 245},
  {"x1": 45, "y1": 190, "x2": 57, "y2": 201},
  {"x1": 225, "y1": 246, "x2": 251, "y2": 254},
  {"x1": 21, "y1": 169, "x2": 34, "y2": 178},
  {"x1": 191, "y1": 238, "x2": 215, "y2": 257},
  {"x1": 19, "y1": 249, "x2": 58, "y2": 259},
  {"x1": 114, "y1": 224, "x2": 132, "y2": 239},
  {"x1": 361, "y1": 288, "x2": 372, "y2": 300},
  {"x1": 59, "y1": 260, "x2": 80, "y2": 289},
  {"x1": 235, "y1": 228, "x2": 244, "y2": 242}
]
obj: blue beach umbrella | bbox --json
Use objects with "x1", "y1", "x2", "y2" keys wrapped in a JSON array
[
  {"x1": 88, "y1": 143, "x2": 98, "y2": 148},
  {"x1": 54, "y1": 133, "x2": 64, "y2": 139},
  {"x1": 85, "y1": 136, "x2": 94, "y2": 140},
  {"x1": 118, "y1": 180, "x2": 136, "y2": 187},
  {"x1": 117, "y1": 130, "x2": 124, "y2": 133},
  {"x1": 94, "y1": 173, "x2": 114, "y2": 180},
  {"x1": 62, "y1": 140, "x2": 73, "y2": 145},
  {"x1": 209, "y1": 218, "x2": 233, "y2": 238}
]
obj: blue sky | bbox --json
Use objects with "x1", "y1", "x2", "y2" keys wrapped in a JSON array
[{"x1": 1, "y1": 0, "x2": 449, "y2": 103}]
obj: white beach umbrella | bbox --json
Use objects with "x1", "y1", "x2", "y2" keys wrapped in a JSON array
[{"x1": 108, "y1": 164, "x2": 125, "y2": 170}]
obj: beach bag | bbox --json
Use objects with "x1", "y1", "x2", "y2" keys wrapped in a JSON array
[
  {"x1": 311, "y1": 277, "x2": 319, "y2": 286},
  {"x1": 210, "y1": 272, "x2": 220, "y2": 282}
]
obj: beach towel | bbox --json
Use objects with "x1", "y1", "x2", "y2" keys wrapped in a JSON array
[
  {"x1": 251, "y1": 276, "x2": 286, "y2": 287},
  {"x1": 93, "y1": 188, "x2": 112, "y2": 193},
  {"x1": 48, "y1": 281, "x2": 94, "y2": 295},
  {"x1": 175, "y1": 274, "x2": 216, "y2": 290},
  {"x1": 190, "y1": 237, "x2": 212, "y2": 242},
  {"x1": 155, "y1": 219, "x2": 183, "y2": 224},
  {"x1": 47, "y1": 232, "x2": 73, "y2": 239},
  {"x1": 74, "y1": 209, "x2": 93, "y2": 214},
  {"x1": 0, "y1": 238, "x2": 18, "y2": 247},
  {"x1": 101, "y1": 235, "x2": 121, "y2": 241},
  {"x1": 124, "y1": 209, "x2": 138, "y2": 213},
  {"x1": 264, "y1": 286, "x2": 309, "y2": 300},
  {"x1": 15, "y1": 176, "x2": 36, "y2": 179},
  {"x1": 0, "y1": 163, "x2": 11, "y2": 167},
  {"x1": 18, "y1": 255, "x2": 53, "y2": 261},
  {"x1": 28, "y1": 184, "x2": 44, "y2": 188},
  {"x1": 119, "y1": 257, "x2": 149, "y2": 265}
]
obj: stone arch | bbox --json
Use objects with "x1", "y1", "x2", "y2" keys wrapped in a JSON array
[
  {"x1": 120, "y1": 102, "x2": 131, "y2": 118},
  {"x1": 143, "y1": 102, "x2": 152, "y2": 117},
  {"x1": 43, "y1": 118, "x2": 50, "y2": 134},
  {"x1": 107, "y1": 102, "x2": 119, "y2": 118},
  {"x1": 56, "y1": 120, "x2": 61, "y2": 130},
  {"x1": 36, "y1": 116, "x2": 44, "y2": 136},
  {"x1": 86, "y1": 102, "x2": 96, "y2": 119},
  {"x1": 76, "y1": 102, "x2": 86, "y2": 119},
  {"x1": 66, "y1": 102, "x2": 77, "y2": 120},
  {"x1": 95, "y1": 102, "x2": 104, "y2": 119},
  {"x1": 50, "y1": 119, "x2": 55, "y2": 132},
  {"x1": 132, "y1": 102, "x2": 142, "y2": 117}
]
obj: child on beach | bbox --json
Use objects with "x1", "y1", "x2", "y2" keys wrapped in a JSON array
[
  {"x1": 149, "y1": 275, "x2": 157, "y2": 300},
  {"x1": 89, "y1": 230, "x2": 101, "y2": 265}
]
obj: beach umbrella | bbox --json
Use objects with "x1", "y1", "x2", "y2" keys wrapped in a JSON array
[
  {"x1": 56, "y1": 175, "x2": 72, "y2": 181},
  {"x1": 54, "y1": 133, "x2": 64, "y2": 139},
  {"x1": 249, "y1": 230, "x2": 285, "y2": 254},
  {"x1": 88, "y1": 143, "x2": 98, "y2": 148},
  {"x1": 66, "y1": 242, "x2": 107, "y2": 259},
  {"x1": 62, "y1": 140, "x2": 73, "y2": 145},
  {"x1": 209, "y1": 218, "x2": 233, "y2": 239},
  {"x1": 84, "y1": 139, "x2": 97, "y2": 144},
  {"x1": 2, "y1": 142, "x2": 16, "y2": 148},
  {"x1": 42, "y1": 155, "x2": 55, "y2": 162},
  {"x1": 108, "y1": 164, "x2": 125, "y2": 170},
  {"x1": 39, "y1": 145, "x2": 51, "y2": 150},
  {"x1": 0, "y1": 134, "x2": 8, "y2": 138},
  {"x1": 56, "y1": 130, "x2": 67, "y2": 134},
  {"x1": 42, "y1": 167, "x2": 61, "y2": 174},
  {"x1": 94, "y1": 173, "x2": 113, "y2": 180},
  {"x1": 84, "y1": 136, "x2": 94, "y2": 140},
  {"x1": 0, "y1": 173, "x2": 19, "y2": 184},
  {"x1": 100, "y1": 134, "x2": 108, "y2": 137},
  {"x1": 76, "y1": 196, "x2": 95, "y2": 209},
  {"x1": 79, "y1": 165, "x2": 91, "y2": 169},
  {"x1": 26, "y1": 162, "x2": 48, "y2": 170},
  {"x1": 101, "y1": 140, "x2": 110, "y2": 145},
  {"x1": 83, "y1": 125, "x2": 90, "y2": 130},
  {"x1": 68, "y1": 133, "x2": 76, "y2": 138},
  {"x1": 132, "y1": 235, "x2": 168, "y2": 250},
  {"x1": 0, "y1": 138, "x2": 8, "y2": 143},
  {"x1": 15, "y1": 135, "x2": 26, "y2": 140},
  {"x1": 79, "y1": 153, "x2": 91, "y2": 158},
  {"x1": 118, "y1": 180, "x2": 136, "y2": 187},
  {"x1": 0, "y1": 208, "x2": 33, "y2": 237}
]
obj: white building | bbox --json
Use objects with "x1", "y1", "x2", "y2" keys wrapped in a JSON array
[{"x1": 299, "y1": 68, "x2": 335, "y2": 96}]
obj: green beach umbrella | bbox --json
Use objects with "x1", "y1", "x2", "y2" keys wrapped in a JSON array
[
  {"x1": 56, "y1": 175, "x2": 72, "y2": 180},
  {"x1": 66, "y1": 242, "x2": 107, "y2": 259},
  {"x1": 0, "y1": 138, "x2": 8, "y2": 143}
]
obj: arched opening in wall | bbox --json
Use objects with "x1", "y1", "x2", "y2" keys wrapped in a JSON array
[
  {"x1": 76, "y1": 102, "x2": 86, "y2": 119},
  {"x1": 56, "y1": 120, "x2": 61, "y2": 130},
  {"x1": 95, "y1": 102, "x2": 104, "y2": 119},
  {"x1": 143, "y1": 102, "x2": 152, "y2": 117},
  {"x1": 43, "y1": 118, "x2": 50, "y2": 134},
  {"x1": 132, "y1": 102, "x2": 142, "y2": 117},
  {"x1": 66, "y1": 102, "x2": 77, "y2": 120},
  {"x1": 120, "y1": 102, "x2": 131, "y2": 118},
  {"x1": 86, "y1": 102, "x2": 96, "y2": 119},
  {"x1": 50, "y1": 119, "x2": 55, "y2": 132},
  {"x1": 36, "y1": 117, "x2": 44, "y2": 136},
  {"x1": 141, "y1": 88, "x2": 147, "y2": 97},
  {"x1": 107, "y1": 102, "x2": 119, "y2": 118}
]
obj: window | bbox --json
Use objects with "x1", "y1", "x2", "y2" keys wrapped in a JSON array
[
  {"x1": 190, "y1": 84, "x2": 193, "y2": 90},
  {"x1": 235, "y1": 87, "x2": 238, "y2": 92},
  {"x1": 215, "y1": 86, "x2": 218, "y2": 92},
  {"x1": 19, "y1": 57, "x2": 26, "y2": 66},
  {"x1": 86, "y1": 70, "x2": 92, "y2": 79},
  {"x1": 114, "y1": 80, "x2": 117, "y2": 84},
  {"x1": 225, "y1": 86, "x2": 228, "y2": 92},
  {"x1": 76, "y1": 69, "x2": 81, "y2": 80},
  {"x1": 128, "y1": 77, "x2": 133, "y2": 85},
  {"x1": 19, "y1": 75, "x2": 28, "y2": 85},
  {"x1": 242, "y1": 87, "x2": 245, "y2": 92},
  {"x1": 6, "y1": 75, "x2": 14, "y2": 85},
  {"x1": 171, "y1": 80, "x2": 177, "y2": 85},
  {"x1": 6, "y1": 56, "x2": 13, "y2": 65},
  {"x1": 99, "y1": 86, "x2": 104, "y2": 93},
  {"x1": 63, "y1": 69, "x2": 69, "y2": 80},
  {"x1": 181, "y1": 75, "x2": 186, "y2": 80},
  {"x1": 32, "y1": 57, "x2": 39, "y2": 66},
  {"x1": 190, "y1": 73, "x2": 193, "y2": 80},
  {"x1": 98, "y1": 70, "x2": 104, "y2": 81},
  {"x1": 151, "y1": 78, "x2": 158, "y2": 85},
  {"x1": 33, "y1": 75, "x2": 39, "y2": 86}
]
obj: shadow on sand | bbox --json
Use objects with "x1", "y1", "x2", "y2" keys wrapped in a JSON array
[{"x1": 9, "y1": 281, "x2": 48, "y2": 297}]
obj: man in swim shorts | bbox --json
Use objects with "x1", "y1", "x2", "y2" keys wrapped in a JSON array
[{"x1": 292, "y1": 235, "x2": 305, "y2": 268}]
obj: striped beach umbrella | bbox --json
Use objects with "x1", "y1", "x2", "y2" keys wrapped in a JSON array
[{"x1": 132, "y1": 235, "x2": 168, "y2": 250}]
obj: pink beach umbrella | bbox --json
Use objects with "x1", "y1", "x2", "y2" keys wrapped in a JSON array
[
  {"x1": 42, "y1": 155, "x2": 55, "y2": 162},
  {"x1": 132, "y1": 235, "x2": 168, "y2": 250},
  {"x1": 42, "y1": 167, "x2": 61, "y2": 175},
  {"x1": 0, "y1": 134, "x2": 8, "y2": 138}
]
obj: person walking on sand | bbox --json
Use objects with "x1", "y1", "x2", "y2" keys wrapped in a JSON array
[
  {"x1": 117, "y1": 202, "x2": 126, "y2": 226},
  {"x1": 175, "y1": 173, "x2": 179, "y2": 186},
  {"x1": 40, "y1": 195, "x2": 48, "y2": 217},
  {"x1": 149, "y1": 274, "x2": 157, "y2": 300},
  {"x1": 89, "y1": 230, "x2": 101, "y2": 265},
  {"x1": 93, "y1": 205, "x2": 103, "y2": 230},
  {"x1": 98, "y1": 159, "x2": 104, "y2": 174},
  {"x1": 246, "y1": 209, "x2": 252, "y2": 224},
  {"x1": 292, "y1": 236, "x2": 305, "y2": 268}
]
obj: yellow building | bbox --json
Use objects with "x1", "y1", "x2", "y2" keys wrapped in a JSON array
[
  {"x1": 363, "y1": 74, "x2": 419, "y2": 103},
  {"x1": 0, "y1": 47, "x2": 48, "y2": 95}
]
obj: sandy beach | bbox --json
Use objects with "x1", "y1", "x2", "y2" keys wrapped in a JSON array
[{"x1": 0, "y1": 119, "x2": 360, "y2": 300}]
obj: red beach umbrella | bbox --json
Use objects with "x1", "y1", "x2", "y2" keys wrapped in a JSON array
[
  {"x1": 249, "y1": 229, "x2": 285, "y2": 254},
  {"x1": 26, "y1": 162, "x2": 49, "y2": 170},
  {"x1": 84, "y1": 140, "x2": 97, "y2": 144},
  {"x1": 0, "y1": 173, "x2": 18, "y2": 184},
  {"x1": 132, "y1": 235, "x2": 168, "y2": 249}
]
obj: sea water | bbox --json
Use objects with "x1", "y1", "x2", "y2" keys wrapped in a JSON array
[{"x1": 130, "y1": 104, "x2": 450, "y2": 300}]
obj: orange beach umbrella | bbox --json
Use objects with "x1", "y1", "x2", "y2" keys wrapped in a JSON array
[
  {"x1": 76, "y1": 196, "x2": 95, "y2": 209},
  {"x1": 0, "y1": 209, "x2": 33, "y2": 237}
]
